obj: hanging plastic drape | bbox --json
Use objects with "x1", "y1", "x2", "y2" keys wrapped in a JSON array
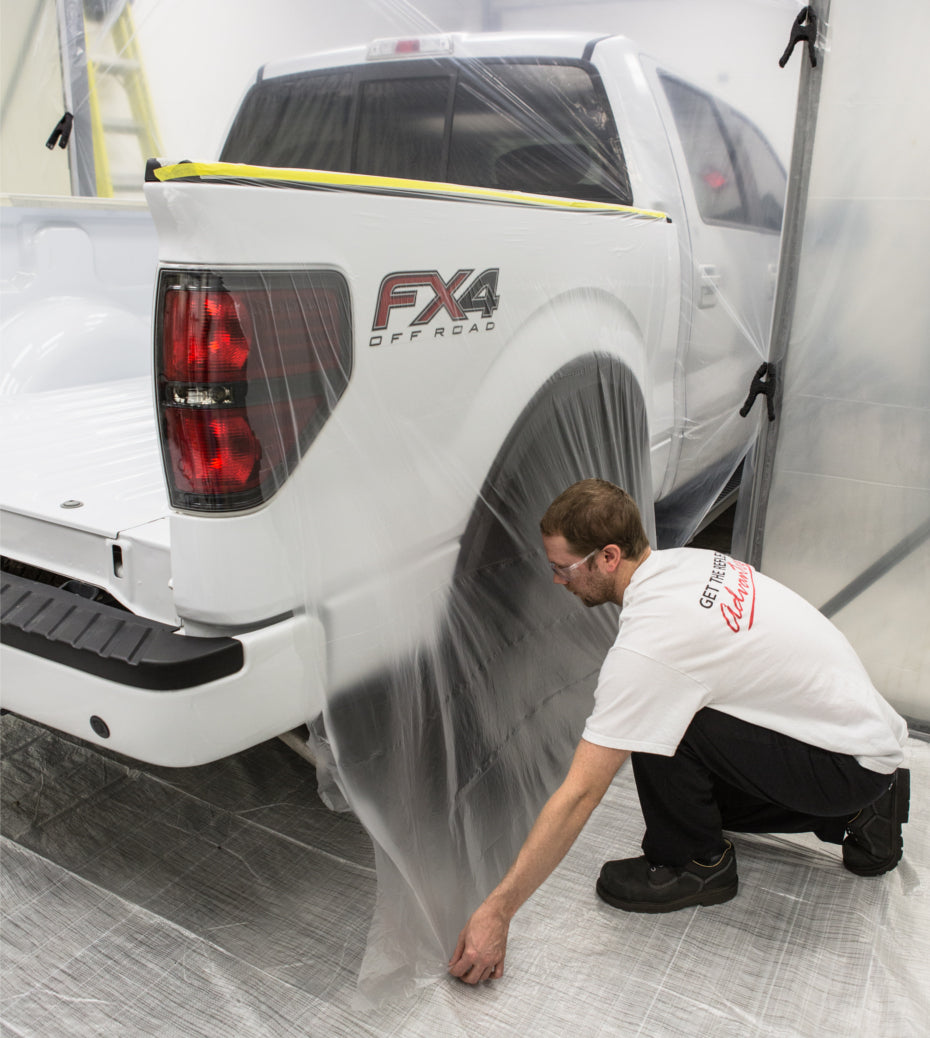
[
  {"x1": 734, "y1": 0, "x2": 930, "y2": 727},
  {"x1": 1, "y1": 0, "x2": 805, "y2": 1007}
]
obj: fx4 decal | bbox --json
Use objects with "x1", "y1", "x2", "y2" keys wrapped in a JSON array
[{"x1": 370, "y1": 269, "x2": 500, "y2": 345}]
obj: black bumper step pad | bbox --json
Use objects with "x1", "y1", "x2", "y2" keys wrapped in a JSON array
[{"x1": 1, "y1": 571, "x2": 243, "y2": 690}]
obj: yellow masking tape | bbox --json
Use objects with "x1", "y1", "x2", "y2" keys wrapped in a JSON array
[{"x1": 151, "y1": 161, "x2": 668, "y2": 220}]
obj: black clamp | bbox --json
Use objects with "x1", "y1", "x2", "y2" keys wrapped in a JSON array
[
  {"x1": 779, "y1": 6, "x2": 818, "y2": 69},
  {"x1": 46, "y1": 112, "x2": 74, "y2": 150},
  {"x1": 740, "y1": 362, "x2": 777, "y2": 422}
]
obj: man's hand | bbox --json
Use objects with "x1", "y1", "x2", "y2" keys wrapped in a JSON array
[
  {"x1": 447, "y1": 741, "x2": 629, "y2": 986},
  {"x1": 448, "y1": 902, "x2": 510, "y2": 984}
]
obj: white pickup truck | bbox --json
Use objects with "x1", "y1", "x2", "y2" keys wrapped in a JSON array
[{"x1": 0, "y1": 32, "x2": 784, "y2": 768}]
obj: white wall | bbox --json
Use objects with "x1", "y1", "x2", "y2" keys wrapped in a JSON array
[
  {"x1": 0, "y1": 0, "x2": 802, "y2": 193},
  {"x1": 0, "y1": 0, "x2": 797, "y2": 193},
  {"x1": 131, "y1": 0, "x2": 802, "y2": 163},
  {"x1": 492, "y1": 0, "x2": 803, "y2": 160},
  {"x1": 0, "y1": 0, "x2": 72, "y2": 195},
  {"x1": 132, "y1": 0, "x2": 485, "y2": 160}
]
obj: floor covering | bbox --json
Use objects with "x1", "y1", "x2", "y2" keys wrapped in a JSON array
[{"x1": 1, "y1": 713, "x2": 928, "y2": 1037}]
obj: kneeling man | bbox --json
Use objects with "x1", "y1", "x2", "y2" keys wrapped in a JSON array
[{"x1": 448, "y1": 478, "x2": 909, "y2": 985}]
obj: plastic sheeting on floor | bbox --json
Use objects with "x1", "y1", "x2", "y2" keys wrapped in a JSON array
[{"x1": 2, "y1": 712, "x2": 928, "y2": 1037}]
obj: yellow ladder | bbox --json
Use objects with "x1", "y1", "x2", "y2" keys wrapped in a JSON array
[{"x1": 84, "y1": 0, "x2": 162, "y2": 197}]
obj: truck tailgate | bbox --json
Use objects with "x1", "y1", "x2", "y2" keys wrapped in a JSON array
[{"x1": 0, "y1": 376, "x2": 173, "y2": 620}]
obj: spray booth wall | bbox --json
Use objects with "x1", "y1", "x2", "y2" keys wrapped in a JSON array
[{"x1": 735, "y1": 0, "x2": 930, "y2": 726}]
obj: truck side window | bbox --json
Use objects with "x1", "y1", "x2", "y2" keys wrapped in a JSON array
[
  {"x1": 220, "y1": 71, "x2": 353, "y2": 171},
  {"x1": 661, "y1": 75, "x2": 749, "y2": 227},
  {"x1": 448, "y1": 63, "x2": 631, "y2": 205},
  {"x1": 715, "y1": 103, "x2": 786, "y2": 232},
  {"x1": 355, "y1": 77, "x2": 451, "y2": 182}
]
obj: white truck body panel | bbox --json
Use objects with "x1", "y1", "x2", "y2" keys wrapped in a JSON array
[{"x1": 149, "y1": 181, "x2": 677, "y2": 628}]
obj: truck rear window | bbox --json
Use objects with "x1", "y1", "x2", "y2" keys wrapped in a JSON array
[
  {"x1": 221, "y1": 59, "x2": 632, "y2": 205},
  {"x1": 222, "y1": 71, "x2": 354, "y2": 173},
  {"x1": 355, "y1": 76, "x2": 451, "y2": 181}
]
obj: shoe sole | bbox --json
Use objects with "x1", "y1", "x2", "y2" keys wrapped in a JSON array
[
  {"x1": 595, "y1": 877, "x2": 738, "y2": 914},
  {"x1": 845, "y1": 768, "x2": 910, "y2": 877}
]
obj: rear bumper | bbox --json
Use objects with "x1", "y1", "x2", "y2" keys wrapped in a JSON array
[
  {"x1": 2, "y1": 570, "x2": 243, "y2": 689},
  {"x1": 1, "y1": 572, "x2": 326, "y2": 766}
]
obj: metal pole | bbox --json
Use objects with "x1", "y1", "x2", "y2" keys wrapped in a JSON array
[
  {"x1": 731, "y1": 1, "x2": 830, "y2": 568},
  {"x1": 54, "y1": 0, "x2": 97, "y2": 195}
]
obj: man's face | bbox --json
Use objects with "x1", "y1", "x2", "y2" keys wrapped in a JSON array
[{"x1": 542, "y1": 534, "x2": 617, "y2": 608}]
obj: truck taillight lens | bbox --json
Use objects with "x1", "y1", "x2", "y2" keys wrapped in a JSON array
[
  {"x1": 157, "y1": 270, "x2": 351, "y2": 511},
  {"x1": 163, "y1": 288, "x2": 251, "y2": 382}
]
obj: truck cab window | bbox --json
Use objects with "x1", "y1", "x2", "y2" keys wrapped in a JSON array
[
  {"x1": 448, "y1": 63, "x2": 631, "y2": 204},
  {"x1": 220, "y1": 71, "x2": 353, "y2": 171},
  {"x1": 355, "y1": 77, "x2": 451, "y2": 182},
  {"x1": 661, "y1": 74, "x2": 749, "y2": 227},
  {"x1": 221, "y1": 61, "x2": 630, "y2": 204},
  {"x1": 715, "y1": 103, "x2": 786, "y2": 231}
]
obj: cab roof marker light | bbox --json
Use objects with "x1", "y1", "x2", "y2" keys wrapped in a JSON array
[{"x1": 366, "y1": 35, "x2": 454, "y2": 61}]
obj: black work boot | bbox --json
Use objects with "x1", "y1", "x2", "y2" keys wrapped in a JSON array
[
  {"x1": 843, "y1": 768, "x2": 910, "y2": 876},
  {"x1": 596, "y1": 840, "x2": 738, "y2": 913}
]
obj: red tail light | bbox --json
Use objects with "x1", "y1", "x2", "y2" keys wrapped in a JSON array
[
  {"x1": 157, "y1": 270, "x2": 351, "y2": 511},
  {"x1": 163, "y1": 288, "x2": 251, "y2": 382}
]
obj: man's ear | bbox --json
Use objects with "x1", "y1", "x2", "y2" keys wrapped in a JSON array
[{"x1": 601, "y1": 544, "x2": 624, "y2": 571}]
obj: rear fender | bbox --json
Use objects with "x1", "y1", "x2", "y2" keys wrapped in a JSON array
[
  {"x1": 458, "y1": 351, "x2": 654, "y2": 578},
  {"x1": 451, "y1": 288, "x2": 651, "y2": 483}
]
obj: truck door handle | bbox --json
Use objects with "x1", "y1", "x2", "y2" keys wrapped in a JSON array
[{"x1": 698, "y1": 264, "x2": 720, "y2": 308}]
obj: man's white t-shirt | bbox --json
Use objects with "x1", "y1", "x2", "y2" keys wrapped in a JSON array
[{"x1": 582, "y1": 548, "x2": 907, "y2": 774}]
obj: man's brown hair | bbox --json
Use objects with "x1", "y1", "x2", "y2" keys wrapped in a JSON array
[{"x1": 540, "y1": 479, "x2": 650, "y2": 560}]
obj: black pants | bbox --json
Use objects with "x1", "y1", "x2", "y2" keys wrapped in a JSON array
[{"x1": 631, "y1": 708, "x2": 892, "y2": 866}]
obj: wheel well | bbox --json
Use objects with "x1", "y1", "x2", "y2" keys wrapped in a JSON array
[{"x1": 457, "y1": 352, "x2": 653, "y2": 576}]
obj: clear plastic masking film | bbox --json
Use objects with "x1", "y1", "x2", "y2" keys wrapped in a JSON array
[{"x1": 10, "y1": 1, "x2": 921, "y2": 1019}]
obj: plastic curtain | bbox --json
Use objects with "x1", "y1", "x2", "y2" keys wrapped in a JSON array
[
  {"x1": 734, "y1": 0, "x2": 930, "y2": 726},
  {"x1": 1, "y1": 0, "x2": 805, "y2": 1007}
]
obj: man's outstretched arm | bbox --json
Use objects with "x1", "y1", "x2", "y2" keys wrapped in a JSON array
[{"x1": 448, "y1": 739, "x2": 630, "y2": 984}]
